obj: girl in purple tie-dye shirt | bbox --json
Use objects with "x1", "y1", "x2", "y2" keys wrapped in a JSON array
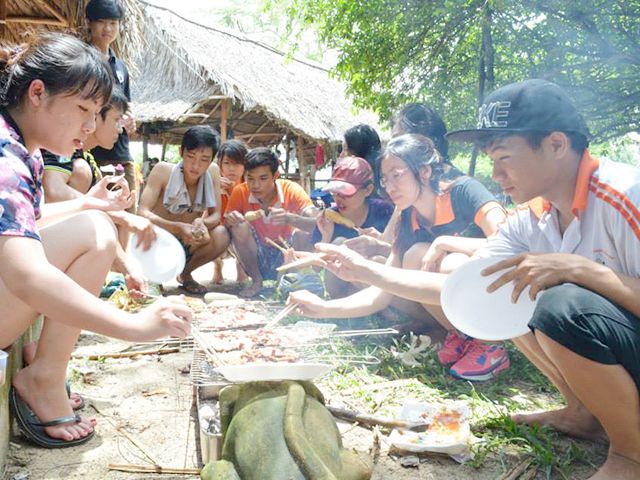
[{"x1": 0, "y1": 33, "x2": 192, "y2": 449}]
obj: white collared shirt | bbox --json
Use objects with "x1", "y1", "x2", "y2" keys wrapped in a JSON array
[{"x1": 479, "y1": 157, "x2": 640, "y2": 277}]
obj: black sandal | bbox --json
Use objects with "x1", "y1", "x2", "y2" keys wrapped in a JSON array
[{"x1": 9, "y1": 387, "x2": 95, "y2": 448}]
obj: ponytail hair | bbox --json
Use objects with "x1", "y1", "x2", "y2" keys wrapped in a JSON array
[
  {"x1": 0, "y1": 32, "x2": 113, "y2": 109},
  {"x1": 383, "y1": 134, "x2": 444, "y2": 257}
]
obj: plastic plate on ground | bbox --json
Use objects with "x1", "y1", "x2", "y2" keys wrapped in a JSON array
[
  {"x1": 216, "y1": 362, "x2": 332, "y2": 382},
  {"x1": 388, "y1": 401, "x2": 471, "y2": 455},
  {"x1": 128, "y1": 226, "x2": 186, "y2": 284},
  {"x1": 440, "y1": 256, "x2": 538, "y2": 341}
]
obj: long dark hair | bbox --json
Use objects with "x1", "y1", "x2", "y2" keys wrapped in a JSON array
[
  {"x1": 0, "y1": 33, "x2": 113, "y2": 109},
  {"x1": 383, "y1": 134, "x2": 446, "y2": 257}
]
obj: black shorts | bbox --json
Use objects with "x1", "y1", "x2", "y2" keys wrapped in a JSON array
[{"x1": 530, "y1": 283, "x2": 640, "y2": 390}]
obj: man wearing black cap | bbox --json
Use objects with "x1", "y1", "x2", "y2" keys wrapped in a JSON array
[
  {"x1": 446, "y1": 79, "x2": 640, "y2": 480},
  {"x1": 86, "y1": 0, "x2": 137, "y2": 214},
  {"x1": 290, "y1": 80, "x2": 640, "y2": 478}
]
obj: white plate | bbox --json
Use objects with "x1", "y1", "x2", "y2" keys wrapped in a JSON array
[
  {"x1": 441, "y1": 256, "x2": 537, "y2": 341},
  {"x1": 216, "y1": 362, "x2": 331, "y2": 382},
  {"x1": 129, "y1": 226, "x2": 186, "y2": 283}
]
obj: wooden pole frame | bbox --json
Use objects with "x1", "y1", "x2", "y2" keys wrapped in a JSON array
[
  {"x1": 1, "y1": 16, "x2": 66, "y2": 27},
  {"x1": 219, "y1": 98, "x2": 229, "y2": 141},
  {"x1": 0, "y1": 0, "x2": 7, "y2": 35},
  {"x1": 33, "y1": 0, "x2": 67, "y2": 25}
]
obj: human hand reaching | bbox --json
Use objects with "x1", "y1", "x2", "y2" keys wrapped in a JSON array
[
  {"x1": 288, "y1": 290, "x2": 328, "y2": 318},
  {"x1": 132, "y1": 296, "x2": 192, "y2": 341},
  {"x1": 83, "y1": 175, "x2": 133, "y2": 211}
]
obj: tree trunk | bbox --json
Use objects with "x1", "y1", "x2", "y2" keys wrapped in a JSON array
[{"x1": 470, "y1": 3, "x2": 494, "y2": 177}]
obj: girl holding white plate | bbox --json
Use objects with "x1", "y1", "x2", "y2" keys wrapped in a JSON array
[
  {"x1": 0, "y1": 33, "x2": 192, "y2": 449},
  {"x1": 290, "y1": 134, "x2": 508, "y2": 381}
]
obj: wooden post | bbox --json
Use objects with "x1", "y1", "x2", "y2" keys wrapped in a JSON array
[
  {"x1": 220, "y1": 99, "x2": 229, "y2": 141},
  {"x1": 297, "y1": 135, "x2": 310, "y2": 193},
  {"x1": 142, "y1": 134, "x2": 149, "y2": 165},
  {"x1": 0, "y1": 0, "x2": 7, "y2": 36},
  {"x1": 161, "y1": 141, "x2": 167, "y2": 162},
  {"x1": 284, "y1": 136, "x2": 291, "y2": 179}
]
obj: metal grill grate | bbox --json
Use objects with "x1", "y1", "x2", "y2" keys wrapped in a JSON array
[{"x1": 190, "y1": 348, "x2": 230, "y2": 387}]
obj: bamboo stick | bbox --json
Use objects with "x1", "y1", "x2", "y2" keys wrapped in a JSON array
[
  {"x1": 108, "y1": 464, "x2": 200, "y2": 475},
  {"x1": 327, "y1": 405, "x2": 428, "y2": 431},
  {"x1": 90, "y1": 405, "x2": 161, "y2": 466},
  {"x1": 264, "y1": 302, "x2": 299, "y2": 329},
  {"x1": 265, "y1": 237, "x2": 288, "y2": 253},
  {"x1": 498, "y1": 459, "x2": 533, "y2": 480},
  {"x1": 71, "y1": 347, "x2": 179, "y2": 360}
]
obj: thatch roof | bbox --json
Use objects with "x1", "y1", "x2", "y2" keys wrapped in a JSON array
[
  {"x1": 130, "y1": 2, "x2": 380, "y2": 147},
  {"x1": 0, "y1": 1, "x2": 84, "y2": 38},
  {"x1": 0, "y1": 1, "x2": 382, "y2": 150},
  {"x1": 0, "y1": 1, "x2": 144, "y2": 62}
]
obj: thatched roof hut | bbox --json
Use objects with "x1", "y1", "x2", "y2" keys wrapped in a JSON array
[
  {"x1": 0, "y1": 1, "x2": 143, "y2": 58},
  {"x1": 0, "y1": 1, "x2": 86, "y2": 37},
  {"x1": 130, "y1": 2, "x2": 380, "y2": 154},
  {"x1": 0, "y1": 1, "x2": 381, "y2": 185}
]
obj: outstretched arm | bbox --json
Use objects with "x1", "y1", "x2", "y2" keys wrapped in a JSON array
[
  {"x1": 289, "y1": 284, "x2": 393, "y2": 319},
  {"x1": 313, "y1": 243, "x2": 447, "y2": 306},
  {"x1": 0, "y1": 235, "x2": 191, "y2": 341}
]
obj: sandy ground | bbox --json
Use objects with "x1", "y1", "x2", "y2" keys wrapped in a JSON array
[{"x1": 3, "y1": 261, "x2": 604, "y2": 480}]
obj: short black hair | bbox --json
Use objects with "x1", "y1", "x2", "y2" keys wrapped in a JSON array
[
  {"x1": 86, "y1": 0, "x2": 124, "y2": 21},
  {"x1": 181, "y1": 125, "x2": 221, "y2": 158},
  {"x1": 245, "y1": 147, "x2": 279, "y2": 174},
  {"x1": 99, "y1": 85, "x2": 128, "y2": 120},
  {"x1": 479, "y1": 130, "x2": 589, "y2": 155},
  {"x1": 217, "y1": 139, "x2": 248, "y2": 165}
]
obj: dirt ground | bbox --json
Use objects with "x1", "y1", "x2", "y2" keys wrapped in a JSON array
[{"x1": 2, "y1": 262, "x2": 605, "y2": 480}]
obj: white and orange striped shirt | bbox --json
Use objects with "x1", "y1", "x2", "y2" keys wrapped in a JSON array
[{"x1": 479, "y1": 152, "x2": 640, "y2": 276}]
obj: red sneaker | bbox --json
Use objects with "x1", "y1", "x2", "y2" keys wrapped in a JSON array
[
  {"x1": 449, "y1": 342, "x2": 510, "y2": 381},
  {"x1": 437, "y1": 331, "x2": 472, "y2": 365}
]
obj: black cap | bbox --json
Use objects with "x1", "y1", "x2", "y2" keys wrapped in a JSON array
[
  {"x1": 86, "y1": 0, "x2": 124, "y2": 21},
  {"x1": 447, "y1": 79, "x2": 590, "y2": 143}
]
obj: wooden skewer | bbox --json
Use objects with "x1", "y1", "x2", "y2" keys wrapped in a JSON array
[
  {"x1": 265, "y1": 237, "x2": 288, "y2": 253},
  {"x1": 276, "y1": 252, "x2": 326, "y2": 272},
  {"x1": 331, "y1": 327, "x2": 399, "y2": 337},
  {"x1": 278, "y1": 236, "x2": 291, "y2": 249},
  {"x1": 264, "y1": 302, "x2": 299, "y2": 329}
]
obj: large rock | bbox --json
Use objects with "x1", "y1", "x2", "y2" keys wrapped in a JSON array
[{"x1": 201, "y1": 381, "x2": 372, "y2": 480}]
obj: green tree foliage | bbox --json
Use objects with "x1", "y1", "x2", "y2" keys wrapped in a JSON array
[{"x1": 274, "y1": 0, "x2": 640, "y2": 141}]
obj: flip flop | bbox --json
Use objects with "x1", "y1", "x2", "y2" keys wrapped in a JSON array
[
  {"x1": 9, "y1": 387, "x2": 95, "y2": 448},
  {"x1": 179, "y1": 279, "x2": 208, "y2": 295},
  {"x1": 64, "y1": 380, "x2": 85, "y2": 411}
]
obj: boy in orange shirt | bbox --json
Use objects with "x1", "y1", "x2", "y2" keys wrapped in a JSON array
[{"x1": 225, "y1": 148, "x2": 316, "y2": 296}]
